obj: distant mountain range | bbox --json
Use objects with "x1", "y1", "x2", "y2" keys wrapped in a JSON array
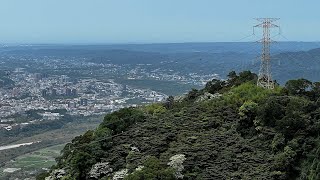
[
  {"x1": 1, "y1": 43, "x2": 320, "y2": 84},
  {"x1": 258, "y1": 48, "x2": 320, "y2": 84},
  {"x1": 1, "y1": 42, "x2": 320, "y2": 54}
]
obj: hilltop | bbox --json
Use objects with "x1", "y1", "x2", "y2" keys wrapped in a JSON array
[{"x1": 40, "y1": 71, "x2": 320, "y2": 180}]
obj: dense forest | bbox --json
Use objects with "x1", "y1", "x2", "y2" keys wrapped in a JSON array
[{"x1": 40, "y1": 71, "x2": 320, "y2": 180}]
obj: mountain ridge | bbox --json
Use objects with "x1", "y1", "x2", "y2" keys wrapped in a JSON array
[{"x1": 39, "y1": 71, "x2": 320, "y2": 180}]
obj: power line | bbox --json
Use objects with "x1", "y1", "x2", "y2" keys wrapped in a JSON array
[
  {"x1": 69, "y1": 131, "x2": 127, "y2": 150},
  {"x1": 253, "y1": 18, "x2": 280, "y2": 89}
]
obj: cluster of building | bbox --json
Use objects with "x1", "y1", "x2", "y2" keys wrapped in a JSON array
[
  {"x1": 0, "y1": 69, "x2": 167, "y2": 131},
  {"x1": 0, "y1": 54, "x2": 219, "y2": 132},
  {"x1": 122, "y1": 63, "x2": 219, "y2": 86}
]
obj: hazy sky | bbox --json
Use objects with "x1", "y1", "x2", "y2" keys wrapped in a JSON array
[{"x1": 0, "y1": 0, "x2": 318, "y2": 44}]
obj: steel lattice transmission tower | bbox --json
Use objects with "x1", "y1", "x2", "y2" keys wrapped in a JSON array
[{"x1": 254, "y1": 18, "x2": 280, "y2": 89}]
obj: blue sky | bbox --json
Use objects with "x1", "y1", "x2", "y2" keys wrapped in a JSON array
[{"x1": 0, "y1": 0, "x2": 318, "y2": 44}]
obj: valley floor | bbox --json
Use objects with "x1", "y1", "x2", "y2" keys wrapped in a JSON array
[{"x1": 0, "y1": 116, "x2": 103, "y2": 180}]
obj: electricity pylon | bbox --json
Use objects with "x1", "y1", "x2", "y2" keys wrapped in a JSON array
[{"x1": 254, "y1": 18, "x2": 280, "y2": 89}]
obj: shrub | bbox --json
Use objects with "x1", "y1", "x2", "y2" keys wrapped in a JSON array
[
  {"x1": 237, "y1": 101, "x2": 258, "y2": 136},
  {"x1": 274, "y1": 146, "x2": 297, "y2": 171},
  {"x1": 271, "y1": 133, "x2": 286, "y2": 152},
  {"x1": 285, "y1": 79, "x2": 312, "y2": 96},
  {"x1": 145, "y1": 104, "x2": 167, "y2": 116},
  {"x1": 124, "y1": 156, "x2": 176, "y2": 180},
  {"x1": 205, "y1": 79, "x2": 225, "y2": 94},
  {"x1": 100, "y1": 108, "x2": 145, "y2": 134},
  {"x1": 223, "y1": 82, "x2": 280, "y2": 105}
]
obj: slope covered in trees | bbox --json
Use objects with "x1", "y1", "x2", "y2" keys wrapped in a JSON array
[{"x1": 41, "y1": 71, "x2": 320, "y2": 180}]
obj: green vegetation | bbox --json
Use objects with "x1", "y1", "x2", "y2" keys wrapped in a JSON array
[
  {"x1": 0, "y1": 116, "x2": 103, "y2": 180},
  {"x1": 42, "y1": 71, "x2": 320, "y2": 179},
  {"x1": 144, "y1": 104, "x2": 167, "y2": 116},
  {"x1": 125, "y1": 156, "x2": 175, "y2": 180},
  {"x1": 1, "y1": 144, "x2": 65, "y2": 180},
  {"x1": 0, "y1": 109, "x2": 70, "y2": 146}
]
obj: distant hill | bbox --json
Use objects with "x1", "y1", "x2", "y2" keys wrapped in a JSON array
[
  {"x1": 244, "y1": 48, "x2": 320, "y2": 84},
  {"x1": 89, "y1": 50, "x2": 168, "y2": 65},
  {"x1": 2, "y1": 42, "x2": 318, "y2": 53},
  {"x1": 2, "y1": 43, "x2": 320, "y2": 83},
  {"x1": 1, "y1": 47, "x2": 168, "y2": 65}
]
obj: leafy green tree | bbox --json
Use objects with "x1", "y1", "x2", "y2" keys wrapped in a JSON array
[
  {"x1": 257, "y1": 96, "x2": 311, "y2": 138},
  {"x1": 71, "y1": 151, "x2": 96, "y2": 179},
  {"x1": 145, "y1": 104, "x2": 166, "y2": 116},
  {"x1": 225, "y1": 71, "x2": 257, "y2": 87},
  {"x1": 205, "y1": 79, "x2": 225, "y2": 94},
  {"x1": 285, "y1": 79, "x2": 312, "y2": 96},
  {"x1": 224, "y1": 82, "x2": 277, "y2": 105},
  {"x1": 187, "y1": 89, "x2": 200, "y2": 100},
  {"x1": 239, "y1": 101, "x2": 258, "y2": 117},
  {"x1": 273, "y1": 146, "x2": 297, "y2": 173},
  {"x1": 227, "y1": 71, "x2": 237, "y2": 80},
  {"x1": 237, "y1": 101, "x2": 258, "y2": 135},
  {"x1": 238, "y1": 71, "x2": 257, "y2": 83},
  {"x1": 100, "y1": 108, "x2": 145, "y2": 134},
  {"x1": 164, "y1": 96, "x2": 175, "y2": 109},
  {"x1": 275, "y1": 97, "x2": 311, "y2": 138},
  {"x1": 36, "y1": 172, "x2": 50, "y2": 180},
  {"x1": 125, "y1": 156, "x2": 176, "y2": 180},
  {"x1": 300, "y1": 142, "x2": 320, "y2": 180},
  {"x1": 257, "y1": 96, "x2": 289, "y2": 127},
  {"x1": 94, "y1": 127, "x2": 112, "y2": 139},
  {"x1": 271, "y1": 133, "x2": 286, "y2": 152},
  {"x1": 310, "y1": 82, "x2": 320, "y2": 100}
]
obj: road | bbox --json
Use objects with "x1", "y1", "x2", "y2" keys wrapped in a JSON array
[{"x1": 0, "y1": 141, "x2": 40, "y2": 151}]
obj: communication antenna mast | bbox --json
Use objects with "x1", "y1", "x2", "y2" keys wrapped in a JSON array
[{"x1": 253, "y1": 18, "x2": 280, "y2": 89}]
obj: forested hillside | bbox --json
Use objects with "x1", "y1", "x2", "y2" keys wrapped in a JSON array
[{"x1": 41, "y1": 71, "x2": 320, "y2": 180}]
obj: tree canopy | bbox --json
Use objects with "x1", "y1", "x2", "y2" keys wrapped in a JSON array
[{"x1": 41, "y1": 71, "x2": 320, "y2": 180}]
